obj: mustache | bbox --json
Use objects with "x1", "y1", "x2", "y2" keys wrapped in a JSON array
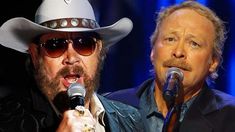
[
  {"x1": 163, "y1": 59, "x2": 192, "y2": 71},
  {"x1": 57, "y1": 65, "x2": 85, "y2": 77}
]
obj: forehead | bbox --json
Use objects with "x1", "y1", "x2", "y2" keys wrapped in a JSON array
[
  {"x1": 38, "y1": 32, "x2": 100, "y2": 41},
  {"x1": 160, "y1": 8, "x2": 215, "y2": 36}
]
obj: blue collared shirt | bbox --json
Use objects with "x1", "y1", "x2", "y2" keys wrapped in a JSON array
[{"x1": 139, "y1": 81, "x2": 196, "y2": 132}]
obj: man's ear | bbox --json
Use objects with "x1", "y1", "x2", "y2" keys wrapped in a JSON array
[
  {"x1": 150, "y1": 46, "x2": 156, "y2": 64},
  {"x1": 97, "y1": 40, "x2": 105, "y2": 60},
  {"x1": 98, "y1": 40, "x2": 103, "y2": 52},
  {"x1": 28, "y1": 43, "x2": 39, "y2": 68},
  {"x1": 209, "y1": 56, "x2": 219, "y2": 73}
]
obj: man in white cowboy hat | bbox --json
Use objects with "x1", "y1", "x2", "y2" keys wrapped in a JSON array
[{"x1": 0, "y1": 0, "x2": 144, "y2": 131}]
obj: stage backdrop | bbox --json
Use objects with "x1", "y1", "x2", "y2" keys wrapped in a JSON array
[{"x1": 0, "y1": 0, "x2": 234, "y2": 96}]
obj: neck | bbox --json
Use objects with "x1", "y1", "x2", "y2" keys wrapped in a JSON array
[
  {"x1": 154, "y1": 83, "x2": 169, "y2": 117},
  {"x1": 183, "y1": 82, "x2": 204, "y2": 102},
  {"x1": 154, "y1": 81, "x2": 204, "y2": 117},
  {"x1": 85, "y1": 99, "x2": 91, "y2": 109},
  {"x1": 153, "y1": 80, "x2": 203, "y2": 117}
]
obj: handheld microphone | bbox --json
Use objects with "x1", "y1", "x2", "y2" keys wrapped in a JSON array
[
  {"x1": 67, "y1": 83, "x2": 86, "y2": 109},
  {"x1": 163, "y1": 67, "x2": 184, "y2": 108}
]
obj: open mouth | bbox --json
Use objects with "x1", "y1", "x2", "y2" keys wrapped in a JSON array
[
  {"x1": 62, "y1": 74, "x2": 84, "y2": 88},
  {"x1": 65, "y1": 74, "x2": 80, "y2": 83}
]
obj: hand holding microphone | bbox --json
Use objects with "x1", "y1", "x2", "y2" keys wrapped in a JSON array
[{"x1": 56, "y1": 83, "x2": 95, "y2": 132}]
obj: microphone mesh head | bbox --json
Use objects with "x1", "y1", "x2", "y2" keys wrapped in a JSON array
[
  {"x1": 67, "y1": 83, "x2": 86, "y2": 97},
  {"x1": 166, "y1": 67, "x2": 184, "y2": 81}
]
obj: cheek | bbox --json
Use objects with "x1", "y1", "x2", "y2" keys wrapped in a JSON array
[
  {"x1": 82, "y1": 54, "x2": 100, "y2": 77},
  {"x1": 152, "y1": 45, "x2": 171, "y2": 65},
  {"x1": 186, "y1": 52, "x2": 212, "y2": 82},
  {"x1": 43, "y1": 57, "x2": 63, "y2": 78},
  {"x1": 151, "y1": 45, "x2": 171, "y2": 83},
  {"x1": 190, "y1": 51, "x2": 212, "y2": 69},
  {"x1": 90, "y1": 58, "x2": 99, "y2": 74}
]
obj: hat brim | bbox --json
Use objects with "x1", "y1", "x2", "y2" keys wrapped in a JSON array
[{"x1": 0, "y1": 17, "x2": 133, "y2": 53}]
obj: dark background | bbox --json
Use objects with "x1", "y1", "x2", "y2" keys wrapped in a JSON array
[{"x1": 0, "y1": 0, "x2": 234, "y2": 96}]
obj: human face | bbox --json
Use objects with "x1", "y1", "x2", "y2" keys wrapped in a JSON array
[
  {"x1": 29, "y1": 32, "x2": 102, "y2": 111},
  {"x1": 151, "y1": 9, "x2": 219, "y2": 97}
]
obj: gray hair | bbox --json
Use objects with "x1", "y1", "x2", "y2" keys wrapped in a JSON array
[{"x1": 150, "y1": 1, "x2": 227, "y2": 82}]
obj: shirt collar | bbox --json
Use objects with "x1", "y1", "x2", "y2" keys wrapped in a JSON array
[
  {"x1": 179, "y1": 94, "x2": 197, "y2": 122},
  {"x1": 140, "y1": 81, "x2": 162, "y2": 118},
  {"x1": 90, "y1": 93, "x2": 106, "y2": 126},
  {"x1": 39, "y1": 92, "x2": 106, "y2": 126},
  {"x1": 141, "y1": 81, "x2": 197, "y2": 120}
]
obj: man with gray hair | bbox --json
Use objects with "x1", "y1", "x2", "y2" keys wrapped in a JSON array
[{"x1": 106, "y1": 1, "x2": 235, "y2": 132}]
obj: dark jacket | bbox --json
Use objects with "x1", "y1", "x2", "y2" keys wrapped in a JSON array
[
  {"x1": 106, "y1": 78, "x2": 235, "y2": 132},
  {"x1": 0, "y1": 85, "x2": 144, "y2": 132}
]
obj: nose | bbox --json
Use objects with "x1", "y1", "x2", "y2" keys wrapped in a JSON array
[
  {"x1": 62, "y1": 41, "x2": 81, "y2": 65},
  {"x1": 172, "y1": 41, "x2": 186, "y2": 59}
]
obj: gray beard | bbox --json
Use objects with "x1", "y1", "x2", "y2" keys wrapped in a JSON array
[{"x1": 33, "y1": 58, "x2": 101, "y2": 113}]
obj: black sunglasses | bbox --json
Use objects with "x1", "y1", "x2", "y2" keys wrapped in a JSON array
[{"x1": 36, "y1": 33, "x2": 100, "y2": 58}]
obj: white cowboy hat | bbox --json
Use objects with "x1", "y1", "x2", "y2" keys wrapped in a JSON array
[{"x1": 0, "y1": 0, "x2": 133, "y2": 53}]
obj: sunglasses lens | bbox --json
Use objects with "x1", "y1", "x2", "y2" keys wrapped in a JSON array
[
  {"x1": 73, "y1": 37, "x2": 96, "y2": 56},
  {"x1": 43, "y1": 38, "x2": 67, "y2": 58},
  {"x1": 40, "y1": 35, "x2": 97, "y2": 57}
]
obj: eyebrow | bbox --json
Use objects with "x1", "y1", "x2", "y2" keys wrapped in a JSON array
[
  {"x1": 163, "y1": 30, "x2": 207, "y2": 44},
  {"x1": 165, "y1": 30, "x2": 202, "y2": 39},
  {"x1": 186, "y1": 33, "x2": 197, "y2": 38},
  {"x1": 186, "y1": 34, "x2": 205, "y2": 42},
  {"x1": 164, "y1": 31, "x2": 178, "y2": 36}
]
